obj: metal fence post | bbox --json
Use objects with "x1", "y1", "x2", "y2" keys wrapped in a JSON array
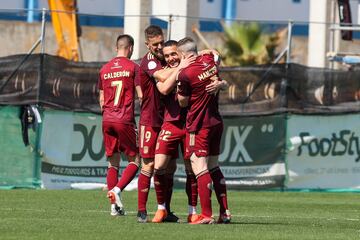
[
  {"x1": 286, "y1": 20, "x2": 293, "y2": 66},
  {"x1": 167, "y1": 14, "x2": 173, "y2": 40},
  {"x1": 40, "y1": 8, "x2": 46, "y2": 54}
]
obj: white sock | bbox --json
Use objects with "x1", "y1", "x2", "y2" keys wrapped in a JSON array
[
  {"x1": 112, "y1": 186, "x2": 121, "y2": 194},
  {"x1": 158, "y1": 204, "x2": 166, "y2": 210},
  {"x1": 188, "y1": 205, "x2": 197, "y2": 214}
]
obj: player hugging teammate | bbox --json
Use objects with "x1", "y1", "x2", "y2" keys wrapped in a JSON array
[{"x1": 99, "y1": 25, "x2": 231, "y2": 225}]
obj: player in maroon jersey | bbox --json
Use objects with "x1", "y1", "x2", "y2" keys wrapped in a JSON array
[
  {"x1": 136, "y1": 25, "x2": 194, "y2": 223},
  {"x1": 152, "y1": 40, "x2": 227, "y2": 223},
  {"x1": 98, "y1": 34, "x2": 142, "y2": 216},
  {"x1": 151, "y1": 40, "x2": 198, "y2": 223},
  {"x1": 176, "y1": 37, "x2": 231, "y2": 224}
]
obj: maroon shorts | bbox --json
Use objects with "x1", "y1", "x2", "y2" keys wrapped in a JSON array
[
  {"x1": 185, "y1": 123, "x2": 223, "y2": 158},
  {"x1": 102, "y1": 121, "x2": 138, "y2": 157},
  {"x1": 155, "y1": 121, "x2": 186, "y2": 159},
  {"x1": 139, "y1": 124, "x2": 161, "y2": 159}
]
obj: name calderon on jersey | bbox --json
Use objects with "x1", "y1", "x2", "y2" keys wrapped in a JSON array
[
  {"x1": 197, "y1": 66, "x2": 217, "y2": 81},
  {"x1": 103, "y1": 70, "x2": 130, "y2": 79}
]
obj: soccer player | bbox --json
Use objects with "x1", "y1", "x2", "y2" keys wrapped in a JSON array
[
  {"x1": 151, "y1": 40, "x2": 199, "y2": 223},
  {"x1": 177, "y1": 37, "x2": 231, "y2": 224},
  {"x1": 98, "y1": 34, "x2": 141, "y2": 216},
  {"x1": 136, "y1": 25, "x2": 193, "y2": 223}
]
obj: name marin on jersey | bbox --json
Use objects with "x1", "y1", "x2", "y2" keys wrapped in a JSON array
[
  {"x1": 103, "y1": 70, "x2": 131, "y2": 79},
  {"x1": 198, "y1": 65, "x2": 217, "y2": 81}
]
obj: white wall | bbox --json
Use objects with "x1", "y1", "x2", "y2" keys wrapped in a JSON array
[
  {"x1": 236, "y1": 0, "x2": 310, "y2": 22},
  {"x1": 199, "y1": 0, "x2": 222, "y2": 19},
  {"x1": 152, "y1": 0, "x2": 170, "y2": 20}
]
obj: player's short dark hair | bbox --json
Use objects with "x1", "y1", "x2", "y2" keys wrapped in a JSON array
[
  {"x1": 116, "y1": 34, "x2": 134, "y2": 49},
  {"x1": 177, "y1": 37, "x2": 197, "y2": 53},
  {"x1": 145, "y1": 25, "x2": 163, "y2": 40},
  {"x1": 164, "y1": 40, "x2": 178, "y2": 48}
]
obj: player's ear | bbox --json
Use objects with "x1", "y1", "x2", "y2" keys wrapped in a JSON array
[{"x1": 128, "y1": 46, "x2": 134, "y2": 58}]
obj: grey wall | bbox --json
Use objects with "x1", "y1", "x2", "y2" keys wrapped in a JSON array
[{"x1": 0, "y1": 20, "x2": 122, "y2": 62}]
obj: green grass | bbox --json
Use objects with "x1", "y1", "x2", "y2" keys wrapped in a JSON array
[{"x1": 0, "y1": 190, "x2": 359, "y2": 240}]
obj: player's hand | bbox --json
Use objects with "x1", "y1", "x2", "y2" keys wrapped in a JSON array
[
  {"x1": 178, "y1": 54, "x2": 196, "y2": 70},
  {"x1": 199, "y1": 49, "x2": 220, "y2": 57},
  {"x1": 206, "y1": 75, "x2": 222, "y2": 95}
]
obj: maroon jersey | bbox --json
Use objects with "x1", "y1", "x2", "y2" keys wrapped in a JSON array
[
  {"x1": 163, "y1": 90, "x2": 187, "y2": 123},
  {"x1": 177, "y1": 54, "x2": 222, "y2": 132},
  {"x1": 137, "y1": 52, "x2": 166, "y2": 127},
  {"x1": 98, "y1": 56, "x2": 139, "y2": 124}
]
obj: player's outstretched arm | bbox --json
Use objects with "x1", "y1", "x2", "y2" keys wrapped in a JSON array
[
  {"x1": 156, "y1": 55, "x2": 195, "y2": 95},
  {"x1": 154, "y1": 67, "x2": 176, "y2": 83}
]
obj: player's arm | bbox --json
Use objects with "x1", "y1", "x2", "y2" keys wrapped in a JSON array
[
  {"x1": 176, "y1": 71, "x2": 190, "y2": 108},
  {"x1": 206, "y1": 75, "x2": 229, "y2": 95},
  {"x1": 135, "y1": 86, "x2": 143, "y2": 106},
  {"x1": 154, "y1": 67, "x2": 177, "y2": 95},
  {"x1": 156, "y1": 55, "x2": 195, "y2": 95},
  {"x1": 199, "y1": 49, "x2": 221, "y2": 65},
  {"x1": 99, "y1": 90, "x2": 104, "y2": 112},
  {"x1": 134, "y1": 64, "x2": 143, "y2": 105},
  {"x1": 153, "y1": 67, "x2": 176, "y2": 83},
  {"x1": 177, "y1": 94, "x2": 189, "y2": 107},
  {"x1": 198, "y1": 49, "x2": 220, "y2": 57},
  {"x1": 98, "y1": 72, "x2": 104, "y2": 112}
]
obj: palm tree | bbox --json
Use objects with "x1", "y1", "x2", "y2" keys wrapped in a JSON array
[{"x1": 220, "y1": 22, "x2": 280, "y2": 66}]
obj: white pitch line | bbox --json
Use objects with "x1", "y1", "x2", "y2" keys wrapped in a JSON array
[{"x1": 1, "y1": 208, "x2": 358, "y2": 222}]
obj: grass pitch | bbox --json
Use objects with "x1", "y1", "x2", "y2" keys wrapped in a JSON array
[{"x1": 0, "y1": 190, "x2": 359, "y2": 240}]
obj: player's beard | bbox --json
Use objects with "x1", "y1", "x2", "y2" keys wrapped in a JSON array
[{"x1": 153, "y1": 49, "x2": 164, "y2": 60}]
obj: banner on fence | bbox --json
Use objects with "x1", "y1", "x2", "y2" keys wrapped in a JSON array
[
  {"x1": 286, "y1": 114, "x2": 360, "y2": 189},
  {"x1": 0, "y1": 106, "x2": 40, "y2": 188},
  {"x1": 40, "y1": 111, "x2": 286, "y2": 189},
  {"x1": 174, "y1": 115, "x2": 287, "y2": 190},
  {"x1": 40, "y1": 110, "x2": 108, "y2": 189}
]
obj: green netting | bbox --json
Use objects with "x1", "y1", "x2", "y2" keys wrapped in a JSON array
[{"x1": 0, "y1": 106, "x2": 41, "y2": 188}]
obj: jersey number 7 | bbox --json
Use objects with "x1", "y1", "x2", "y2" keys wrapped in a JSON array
[{"x1": 111, "y1": 80, "x2": 123, "y2": 106}]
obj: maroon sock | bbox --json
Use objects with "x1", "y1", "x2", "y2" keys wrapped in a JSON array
[
  {"x1": 154, "y1": 170, "x2": 167, "y2": 205},
  {"x1": 138, "y1": 172, "x2": 151, "y2": 211},
  {"x1": 197, "y1": 171, "x2": 212, "y2": 218},
  {"x1": 210, "y1": 166, "x2": 229, "y2": 213},
  {"x1": 106, "y1": 167, "x2": 118, "y2": 190},
  {"x1": 117, "y1": 162, "x2": 139, "y2": 191},
  {"x1": 186, "y1": 173, "x2": 198, "y2": 206},
  {"x1": 165, "y1": 173, "x2": 174, "y2": 212}
]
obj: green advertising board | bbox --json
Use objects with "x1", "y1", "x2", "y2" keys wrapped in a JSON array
[
  {"x1": 175, "y1": 114, "x2": 287, "y2": 189},
  {"x1": 38, "y1": 110, "x2": 286, "y2": 189},
  {"x1": 0, "y1": 106, "x2": 41, "y2": 188}
]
